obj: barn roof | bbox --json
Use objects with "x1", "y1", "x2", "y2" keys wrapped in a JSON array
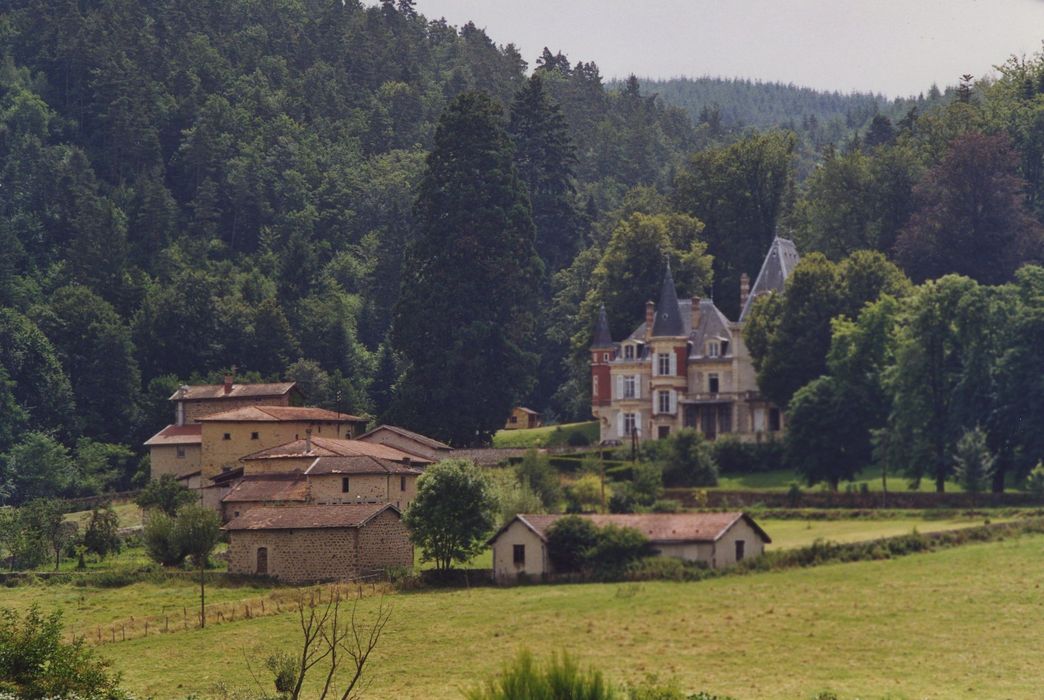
[
  {"x1": 169, "y1": 382, "x2": 298, "y2": 402},
  {"x1": 357, "y1": 425, "x2": 452, "y2": 451},
  {"x1": 143, "y1": 424, "x2": 203, "y2": 446},
  {"x1": 305, "y1": 455, "x2": 423, "y2": 477},
  {"x1": 240, "y1": 436, "x2": 430, "y2": 464},
  {"x1": 221, "y1": 474, "x2": 310, "y2": 503},
  {"x1": 223, "y1": 503, "x2": 399, "y2": 531},
  {"x1": 490, "y1": 512, "x2": 771, "y2": 545},
  {"x1": 198, "y1": 406, "x2": 364, "y2": 423}
]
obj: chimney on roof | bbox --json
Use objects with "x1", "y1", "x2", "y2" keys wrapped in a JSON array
[
  {"x1": 223, "y1": 373, "x2": 233, "y2": 395},
  {"x1": 175, "y1": 385, "x2": 189, "y2": 426},
  {"x1": 740, "y1": 273, "x2": 750, "y2": 313},
  {"x1": 691, "y1": 297, "x2": 702, "y2": 332},
  {"x1": 645, "y1": 300, "x2": 655, "y2": 341},
  {"x1": 305, "y1": 428, "x2": 313, "y2": 453}
]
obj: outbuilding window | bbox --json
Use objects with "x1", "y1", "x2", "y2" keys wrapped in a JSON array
[
  {"x1": 222, "y1": 433, "x2": 231, "y2": 441},
  {"x1": 251, "y1": 431, "x2": 259, "y2": 440},
  {"x1": 513, "y1": 544, "x2": 525, "y2": 565},
  {"x1": 341, "y1": 477, "x2": 350, "y2": 493},
  {"x1": 735, "y1": 540, "x2": 745, "y2": 562},
  {"x1": 176, "y1": 446, "x2": 186, "y2": 459},
  {"x1": 256, "y1": 547, "x2": 268, "y2": 575},
  {"x1": 400, "y1": 476, "x2": 406, "y2": 492}
]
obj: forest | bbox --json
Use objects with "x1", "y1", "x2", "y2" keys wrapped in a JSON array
[{"x1": 0, "y1": 0, "x2": 1043, "y2": 500}]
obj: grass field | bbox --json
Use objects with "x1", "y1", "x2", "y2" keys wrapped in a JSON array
[
  {"x1": 759, "y1": 515, "x2": 1005, "y2": 549},
  {"x1": 492, "y1": 421, "x2": 599, "y2": 448},
  {"x1": 76, "y1": 534, "x2": 1044, "y2": 699},
  {"x1": 715, "y1": 466, "x2": 976, "y2": 492},
  {"x1": 64, "y1": 501, "x2": 144, "y2": 530}
]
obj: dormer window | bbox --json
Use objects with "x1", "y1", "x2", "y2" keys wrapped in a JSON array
[
  {"x1": 624, "y1": 345, "x2": 635, "y2": 360},
  {"x1": 721, "y1": 340, "x2": 729, "y2": 356},
  {"x1": 707, "y1": 342, "x2": 720, "y2": 358}
]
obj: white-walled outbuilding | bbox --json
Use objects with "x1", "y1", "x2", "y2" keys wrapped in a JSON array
[{"x1": 489, "y1": 512, "x2": 771, "y2": 584}]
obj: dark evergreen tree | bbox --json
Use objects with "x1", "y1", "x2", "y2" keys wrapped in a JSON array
[{"x1": 391, "y1": 92, "x2": 541, "y2": 445}]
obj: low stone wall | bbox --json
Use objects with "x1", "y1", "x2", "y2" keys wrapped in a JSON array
[
  {"x1": 452, "y1": 447, "x2": 585, "y2": 467},
  {"x1": 665, "y1": 488, "x2": 1044, "y2": 509}
]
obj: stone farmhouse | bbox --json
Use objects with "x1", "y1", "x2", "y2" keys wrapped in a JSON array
[
  {"x1": 590, "y1": 237, "x2": 800, "y2": 443},
  {"x1": 356, "y1": 424, "x2": 453, "y2": 462},
  {"x1": 224, "y1": 503, "x2": 412, "y2": 583},
  {"x1": 489, "y1": 512, "x2": 771, "y2": 584}
]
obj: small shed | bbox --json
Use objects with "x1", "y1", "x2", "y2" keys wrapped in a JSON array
[
  {"x1": 504, "y1": 407, "x2": 542, "y2": 430},
  {"x1": 489, "y1": 512, "x2": 771, "y2": 583},
  {"x1": 224, "y1": 503, "x2": 412, "y2": 583}
]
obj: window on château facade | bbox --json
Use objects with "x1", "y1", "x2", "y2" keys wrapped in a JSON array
[
  {"x1": 658, "y1": 390, "x2": 671, "y2": 414},
  {"x1": 708, "y1": 374, "x2": 719, "y2": 394},
  {"x1": 657, "y1": 353, "x2": 670, "y2": 376},
  {"x1": 624, "y1": 345, "x2": 634, "y2": 360},
  {"x1": 624, "y1": 375, "x2": 636, "y2": 399},
  {"x1": 623, "y1": 412, "x2": 636, "y2": 436},
  {"x1": 707, "y1": 341, "x2": 719, "y2": 358}
]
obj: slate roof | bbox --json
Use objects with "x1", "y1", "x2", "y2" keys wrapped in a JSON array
[
  {"x1": 651, "y1": 264, "x2": 685, "y2": 337},
  {"x1": 240, "y1": 436, "x2": 431, "y2": 465},
  {"x1": 490, "y1": 512, "x2": 771, "y2": 545},
  {"x1": 198, "y1": 406, "x2": 364, "y2": 423},
  {"x1": 143, "y1": 424, "x2": 203, "y2": 446},
  {"x1": 590, "y1": 304, "x2": 614, "y2": 348},
  {"x1": 356, "y1": 425, "x2": 452, "y2": 452},
  {"x1": 223, "y1": 503, "x2": 399, "y2": 531},
  {"x1": 221, "y1": 474, "x2": 310, "y2": 503},
  {"x1": 740, "y1": 237, "x2": 800, "y2": 321},
  {"x1": 626, "y1": 299, "x2": 733, "y2": 358},
  {"x1": 169, "y1": 382, "x2": 298, "y2": 402},
  {"x1": 304, "y1": 455, "x2": 423, "y2": 476}
]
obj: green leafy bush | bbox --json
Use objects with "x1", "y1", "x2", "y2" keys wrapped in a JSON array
[
  {"x1": 1025, "y1": 462, "x2": 1044, "y2": 496},
  {"x1": 712, "y1": 436, "x2": 783, "y2": 474},
  {"x1": 587, "y1": 524, "x2": 653, "y2": 579},
  {"x1": 515, "y1": 450, "x2": 562, "y2": 510},
  {"x1": 661, "y1": 430, "x2": 717, "y2": 486},
  {"x1": 142, "y1": 511, "x2": 186, "y2": 567},
  {"x1": 464, "y1": 650, "x2": 616, "y2": 700},
  {"x1": 546, "y1": 515, "x2": 600, "y2": 573}
]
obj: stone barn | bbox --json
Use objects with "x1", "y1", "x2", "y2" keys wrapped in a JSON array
[
  {"x1": 224, "y1": 503, "x2": 412, "y2": 583},
  {"x1": 488, "y1": 511, "x2": 771, "y2": 584}
]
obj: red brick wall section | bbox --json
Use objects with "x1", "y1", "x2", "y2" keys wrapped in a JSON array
[{"x1": 674, "y1": 346, "x2": 687, "y2": 376}]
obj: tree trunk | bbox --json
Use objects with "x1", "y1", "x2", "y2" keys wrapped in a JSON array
[{"x1": 992, "y1": 464, "x2": 1006, "y2": 493}]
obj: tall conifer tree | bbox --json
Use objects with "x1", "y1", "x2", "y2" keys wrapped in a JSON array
[{"x1": 390, "y1": 92, "x2": 542, "y2": 445}]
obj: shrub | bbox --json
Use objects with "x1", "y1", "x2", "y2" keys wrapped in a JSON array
[
  {"x1": 1025, "y1": 462, "x2": 1044, "y2": 497},
  {"x1": 662, "y1": 430, "x2": 718, "y2": 486},
  {"x1": 83, "y1": 503, "x2": 122, "y2": 559},
  {"x1": 624, "y1": 556, "x2": 707, "y2": 583},
  {"x1": 515, "y1": 450, "x2": 562, "y2": 510},
  {"x1": 567, "y1": 430, "x2": 591, "y2": 447},
  {"x1": 494, "y1": 477, "x2": 545, "y2": 525},
  {"x1": 587, "y1": 524, "x2": 653, "y2": 578},
  {"x1": 143, "y1": 511, "x2": 187, "y2": 567},
  {"x1": 465, "y1": 650, "x2": 616, "y2": 700},
  {"x1": 786, "y1": 482, "x2": 803, "y2": 507},
  {"x1": 0, "y1": 606, "x2": 128, "y2": 699},
  {"x1": 952, "y1": 427, "x2": 994, "y2": 494},
  {"x1": 564, "y1": 473, "x2": 606, "y2": 513},
  {"x1": 135, "y1": 474, "x2": 196, "y2": 516},
  {"x1": 546, "y1": 515, "x2": 600, "y2": 573},
  {"x1": 650, "y1": 499, "x2": 682, "y2": 513}
]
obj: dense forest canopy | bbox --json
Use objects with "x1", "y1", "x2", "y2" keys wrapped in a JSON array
[{"x1": 0, "y1": 0, "x2": 1042, "y2": 499}]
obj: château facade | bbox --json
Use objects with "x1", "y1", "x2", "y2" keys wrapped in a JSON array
[{"x1": 590, "y1": 237, "x2": 800, "y2": 443}]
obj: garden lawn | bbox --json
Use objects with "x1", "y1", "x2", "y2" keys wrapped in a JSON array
[
  {"x1": 759, "y1": 515, "x2": 1010, "y2": 550},
  {"x1": 95, "y1": 534, "x2": 1044, "y2": 699},
  {"x1": 64, "y1": 501, "x2": 144, "y2": 530},
  {"x1": 715, "y1": 467, "x2": 978, "y2": 492},
  {"x1": 492, "y1": 421, "x2": 598, "y2": 448}
]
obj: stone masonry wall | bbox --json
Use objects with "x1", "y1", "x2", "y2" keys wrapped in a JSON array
[
  {"x1": 182, "y1": 395, "x2": 290, "y2": 423},
  {"x1": 228, "y1": 528, "x2": 360, "y2": 583},
  {"x1": 357, "y1": 510, "x2": 413, "y2": 571},
  {"x1": 309, "y1": 473, "x2": 417, "y2": 510}
]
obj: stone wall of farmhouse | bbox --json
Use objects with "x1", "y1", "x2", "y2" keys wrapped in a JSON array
[
  {"x1": 149, "y1": 444, "x2": 201, "y2": 479},
  {"x1": 309, "y1": 473, "x2": 417, "y2": 510},
  {"x1": 242, "y1": 457, "x2": 314, "y2": 476},
  {"x1": 226, "y1": 513, "x2": 412, "y2": 583},
  {"x1": 357, "y1": 510, "x2": 414, "y2": 571}
]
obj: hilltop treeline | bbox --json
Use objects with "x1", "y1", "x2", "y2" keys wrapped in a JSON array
[{"x1": 1, "y1": 0, "x2": 1043, "y2": 499}]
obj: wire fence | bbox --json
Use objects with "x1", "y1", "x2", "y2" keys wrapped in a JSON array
[{"x1": 72, "y1": 573, "x2": 390, "y2": 647}]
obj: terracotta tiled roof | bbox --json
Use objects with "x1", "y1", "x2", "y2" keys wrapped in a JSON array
[
  {"x1": 491, "y1": 512, "x2": 771, "y2": 545},
  {"x1": 240, "y1": 436, "x2": 430, "y2": 464},
  {"x1": 221, "y1": 474, "x2": 310, "y2": 503},
  {"x1": 357, "y1": 425, "x2": 452, "y2": 451},
  {"x1": 305, "y1": 455, "x2": 423, "y2": 477},
  {"x1": 143, "y1": 424, "x2": 203, "y2": 446},
  {"x1": 169, "y1": 382, "x2": 298, "y2": 401},
  {"x1": 198, "y1": 406, "x2": 364, "y2": 423},
  {"x1": 223, "y1": 503, "x2": 398, "y2": 531}
]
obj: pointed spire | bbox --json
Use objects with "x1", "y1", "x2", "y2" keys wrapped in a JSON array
[
  {"x1": 652, "y1": 263, "x2": 684, "y2": 336},
  {"x1": 590, "y1": 304, "x2": 613, "y2": 349}
]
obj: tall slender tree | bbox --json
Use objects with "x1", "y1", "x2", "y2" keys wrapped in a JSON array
[{"x1": 390, "y1": 92, "x2": 542, "y2": 445}]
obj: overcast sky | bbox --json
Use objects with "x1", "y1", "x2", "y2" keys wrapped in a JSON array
[{"x1": 411, "y1": 0, "x2": 1044, "y2": 97}]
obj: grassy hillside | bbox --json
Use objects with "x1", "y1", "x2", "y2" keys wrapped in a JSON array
[
  {"x1": 31, "y1": 534, "x2": 1041, "y2": 698},
  {"x1": 492, "y1": 421, "x2": 599, "y2": 448}
]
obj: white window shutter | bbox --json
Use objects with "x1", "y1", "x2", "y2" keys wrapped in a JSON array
[
  {"x1": 669, "y1": 352, "x2": 677, "y2": 376},
  {"x1": 651, "y1": 392, "x2": 658, "y2": 415},
  {"x1": 616, "y1": 375, "x2": 623, "y2": 400},
  {"x1": 635, "y1": 376, "x2": 641, "y2": 400},
  {"x1": 670, "y1": 390, "x2": 677, "y2": 414},
  {"x1": 616, "y1": 412, "x2": 624, "y2": 438},
  {"x1": 635, "y1": 411, "x2": 642, "y2": 437}
]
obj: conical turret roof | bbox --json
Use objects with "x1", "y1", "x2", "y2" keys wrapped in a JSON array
[
  {"x1": 590, "y1": 304, "x2": 613, "y2": 349},
  {"x1": 652, "y1": 264, "x2": 685, "y2": 337}
]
